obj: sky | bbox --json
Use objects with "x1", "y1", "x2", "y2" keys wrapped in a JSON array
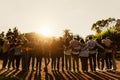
[{"x1": 0, "y1": 0, "x2": 120, "y2": 38}]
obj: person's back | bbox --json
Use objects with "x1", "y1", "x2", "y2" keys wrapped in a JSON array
[
  {"x1": 87, "y1": 36, "x2": 97, "y2": 71},
  {"x1": 2, "y1": 39, "x2": 10, "y2": 54},
  {"x1": 79, "y1": 40, "x2": 89, "y2": 57},
  {"x1": 0, "y1": 38, "x2": 4, "y2": 46},
  {"x1": 56, "y1": 39, "x2": 64, "y2": 57},
  {"x1": 70, "y1": 38, "x2": 80, "y2": 54},
  {"x1": 70, "y1": 39, "x2": 80, "y2": 48},
  {"x1": 87, "y1": 39, "x2": 96, "y2": 54},
  {"x1": 50, "y1": 39, "x2": 58, "y2": 57},
  {"x1": 102, "y1": 36, "x2": 113, "y2": 70},
  {"x1": 102, "y1": 37, "x2": 112, "y2": 48},
  {"x1": 69, "y1": 38, "x2": 80, "y2": 71}
]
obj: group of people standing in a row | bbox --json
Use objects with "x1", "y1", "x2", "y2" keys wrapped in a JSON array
[
  {"x1": 65, "y1": 36, "x2": 116, "y2": 72},
  {"x1": 1, "y1": 33, "x2": 117, "y2": 73}
]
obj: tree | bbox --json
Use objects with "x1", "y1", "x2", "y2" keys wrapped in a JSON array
[
  {"x1": 63, "y1": 29, "x2": 73, "y2": 41},
  {"x1": 91, "y1": 18, "x2": 116, "y2": 33},
  {"x1": 114, "y1": 19, "x2": 120, "y2": 32}
]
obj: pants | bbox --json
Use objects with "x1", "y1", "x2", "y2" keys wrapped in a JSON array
[
  {"x1": 80, "y1": 57, "x2": 88, "y2": 72},
  {"x1": 65, "y1": 55, "x2": 71, "y2": 70},
  {"x1": 51, "y1": 56, "x2": 57, "y2": 70},
  {"x1": 112, "y1": 51, "x2": 116, "y2": 70},
  {"x1": 97, "y1": 52, "x2": 105, "y2": 70},
  {"x1": 2, "y1": 52, "x2": 9, "y2": 68},
  {"x1": 89, "y1": 53, "x2": 96, "y2": 71},
  {"x1": 36, "y1": 56, "x2": 42, "y2": 72},
  {"x1": 105, "y1": 53, "x2": 112, "y2": 69},
  {"x1": 8, "y1": 54, "x2": 15, "y2": 69},
  {"x1": 72, "y1": 54, "x2": 79, "y2": 71},
  {"x1": 14, "y1": 55, "x2": 21, "y2": 69}
]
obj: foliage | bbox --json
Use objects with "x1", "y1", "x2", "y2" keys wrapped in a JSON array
[{"x1": 91, "y1": 18, "x2": 116, "y2": 33}]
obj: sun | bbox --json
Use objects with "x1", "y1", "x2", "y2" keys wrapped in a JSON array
[{"x1": 39, "y1": 27, "x2": 52, "y2": 37}]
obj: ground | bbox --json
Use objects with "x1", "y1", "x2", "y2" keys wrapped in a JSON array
[{"x1": 0, "y1": 58, "x2": 120, "y2": 80}]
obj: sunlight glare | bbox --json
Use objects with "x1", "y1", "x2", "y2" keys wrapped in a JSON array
[{"x1": 39, "y1": 26, "x2": 52, "y2": 37}]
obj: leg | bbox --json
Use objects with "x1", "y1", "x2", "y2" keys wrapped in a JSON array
[
  {"x1": 89, "y1": 54, "x2": 93, "y2": 71},
  {"x1": 93, "y1": 53, "x2": 96, "y2": 71}
]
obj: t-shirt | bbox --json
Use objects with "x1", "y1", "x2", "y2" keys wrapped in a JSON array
[{"x1": 102, "y1": 38, "x2": 112, "y2": 48}]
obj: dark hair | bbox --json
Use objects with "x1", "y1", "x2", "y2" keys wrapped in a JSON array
[
  {"x1": 89, "y1": 36, "x2": 92, "y2": 39},
  {"x1": 102, "y1": 35, "x2": 106, "y2": 39},
  {"x1": 80, "y1": 39, "x2": 85, "y2": 44}
]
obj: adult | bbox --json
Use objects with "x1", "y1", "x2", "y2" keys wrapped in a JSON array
[
  {"x1": 79, "y1": 39, "x2": 89, "y2": 72},
  {"x1": 14, "y1": 43, "x2": 22, "y2": 70},
  {"x1": 56, "y1": 37, "x2": 64, "y2": 71},
  {"x1": 42, "y1": 40, "x2": 50, "y2": 72},
  {"x1": 50, "y1": 38, "x2": 57, "y2": 70},
  {"x1": 64, "y1": 38, "x2": 72, "y2": 71},
  {"x1": 111, "y1": 42, "x2": 117, "y2": 71},
  {"x1": 35, "y1": 40, "x2": 43, "y2": 73},
  {"x1": 69, "y1": 37, "x2": 80, "y2": 72},
  {"x1": 2, "y1": 37, "x2": 10, "y2": 69},
  {"x1": 102, "y1": 36, "x2": 113, "y2": 70},
  {"x1": 96, "y1": 38, "x2": 105, "y2": 70},
  {"x1": 87, "y1": 36, "x2": 104, "y2": 71}
]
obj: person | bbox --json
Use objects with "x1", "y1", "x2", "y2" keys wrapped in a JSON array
[
  {"x1": 0, "y1": 36, "x2": 4, "y2": 60},
  {"x1": 27, "y1": 39, "x2": 36, "y2": 71},
  {"x1": 69, "y1": 37, "x2": 80, "y2": 72},
  {"x1": 8, "y1": 39, "x2": 16, "y2": 70},
  {"x1": 111, "y1": 42, "x2": 117, "y2": 71},
  {"x1": 56, "y1": 37, "x2": 64, "y2": 71},
  {"x1": 87, "y1": 36, "x2": 104, "y2": 72},
  {"x1": 64, "y1": 38, "x2": 72, "y2": 71},
  {"x1": 96, "y1": 38, "x2": 105, "y2": 70},
  {"x1": 2, "y1": 37, "x2": 10, "y2": 69},
  {"x1": 35, "y1": 40, "x2": 43, "y2": 73},
  {"x1": 102, "y1": 36, "x2": 113, "y2": 70},
  {"x1": 14, "y1": 43, "x2": 22, "y2": 70},
  {"x1": 6, "y1": 28, "x2": 13, "y2": 37},
  {"x1": 50, "y1": 38, "x2": 57, "y2": 70},
  {"x1": 79, "y1": 39, "x2": 89, "y2": 72},
  {"x1": 42, "y1": 40, "x2": 50, "y2": 72},
  {"x1": 21, "y1": 39, "x2": 29, "y2": 72}
]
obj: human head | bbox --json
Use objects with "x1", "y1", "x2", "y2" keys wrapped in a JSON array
[{"x1": 89, "y1": 36, "x2": 92, "y2": 40}]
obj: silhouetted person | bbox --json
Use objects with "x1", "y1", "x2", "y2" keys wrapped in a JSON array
[
  {"x1": 42, "y1": 40, "x2": 50, "y2": 72},
  {"x1": 111, "y1": 42, "x2": 117, "y2": 70},
  {"x1": 50, "y1": 39, "x2": 57, "y2": 70},
  {"x1": 6, "y1": 28, "x2": 13, "y2": 37},
  {"x1": 56, "y1": 37, "x2": 64, "y2": 71},
  {"x1": 14, "y1": 43, "x2": 22, "y2": 70},
  {"x1": 2, "y1": 37, "x2": 10, "y2": 69},
  {"x1": 69, "y1": 37, "x2": 80, "y2": 72},
  {"x1": 21, "y1": 39, "x2": 29, "y2": 72},
  {"x1": 102, "y1": 36, "x2": 113, "y2": 70},
  {"x1": 8, "y1": 40, "x2": 16, "y2": 70},
  {"x1": 35, "y1": 40, "x2": 43, "y2": 73},
  {"x1": 64, "y1": 38, "x2": 71, "y2": 71},
  {"x1": 79, "y1": 39, "x2": 89, "y2": 72},
  {"x1": 96, "y1": 38, "x2": 105, "y2": 70},
  {"x1": 27, "y1": 39, "x2": 36, "y2": 71},
  {"x1": 87, "y1": 36, "x2": 104, "y2": 72}
]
